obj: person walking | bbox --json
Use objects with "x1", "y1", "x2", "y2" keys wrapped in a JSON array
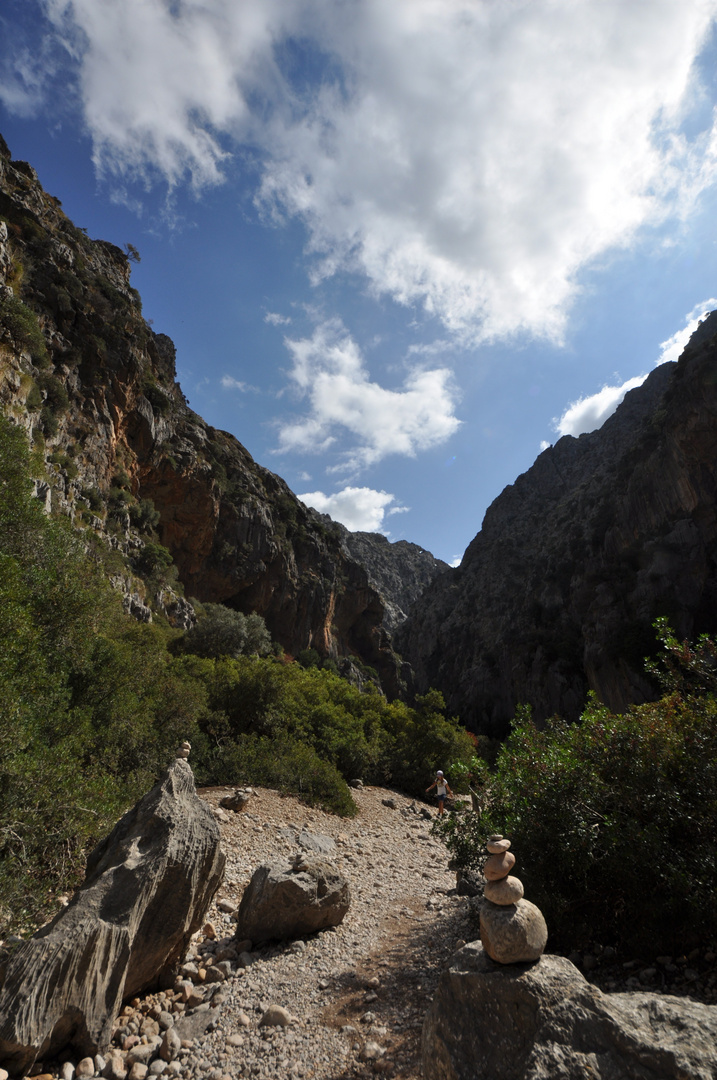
[{"x1": 426, "y1": 770, "x2": 453, "y2": 817}]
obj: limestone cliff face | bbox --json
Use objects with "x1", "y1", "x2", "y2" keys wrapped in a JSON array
[
  {"x1": 322, "y1": 520, "x2": 450, "y2": 634},
  {"x1": 396, "y1": 323, "x2": 717, "y2": 735},
  {"x1": 0, "y1": 136, "x2": 402, "y2": 691}
]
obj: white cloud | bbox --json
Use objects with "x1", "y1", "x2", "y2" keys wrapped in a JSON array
[
  {"x1": 220, "y1": 374, "x2": 259, "y2": 393},
  {"x1": 265, "y1": 311, "x2": 292, "y2": 326},
  {"x1": 449, "y1": 554, "x2": 463, "y2": 568},
  {"x1": 554, "y1": 294, "x2": 717, "y2": 438},
  {"x1": 554, "y1": 375, "x2": 649, "y2": 438},
  {"x1": 16, "y1": 0, "x2": 717, "y2": 344},
  {"x1": 221, "y1": 375, "x2": 248, "y2": 390},
  {"x1": 657, "y1": 297, "x2": 717, "y2": 364},
  {"x1": 298, "y1": 486, "x2": 398, "y2": 532},
  {"x1": 277, "y1": 319, "x2": 461, "y2": 469}
]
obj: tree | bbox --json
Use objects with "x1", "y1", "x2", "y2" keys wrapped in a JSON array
[{"x1": 182, "y1": 603, "x2": 272, "y2": 660}]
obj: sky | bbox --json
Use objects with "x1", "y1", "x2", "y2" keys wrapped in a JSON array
[{"x1": 2, "y1": 1, "x2": 717, "y2": 565}]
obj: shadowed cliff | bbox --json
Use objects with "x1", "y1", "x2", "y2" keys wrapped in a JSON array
[{"x1": 396, "y1": 317, "x2": 717, "y2": 735}]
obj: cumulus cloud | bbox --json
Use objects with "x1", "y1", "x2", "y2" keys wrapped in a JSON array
[
  {"x1": 657, "y1": 297, "x2": 717, "y2": 364},
  {"x1": 298, "y1": 486, "x2": 398, "y2": 532},
  {"x1": 265, "y1": 311, "x2": 292, "y2": 326},
  {"x1": 10, "y1": 0, "x2": 717, "y2": 343},
  {"x1": 277, "y1": 319, "x2": 461, "y2": 469}
]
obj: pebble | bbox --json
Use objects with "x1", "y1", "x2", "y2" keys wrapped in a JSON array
[{"x1": 26, "y1": 785, "x2": 717, "y2": 1080}]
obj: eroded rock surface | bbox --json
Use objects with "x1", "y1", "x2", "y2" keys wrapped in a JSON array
[
  {"x1": 0, "y1": 760, "x2": 225, "y2": 1077},
  {"x1": 423, "y1": 942, "x2": 717, "y2": 1080}
]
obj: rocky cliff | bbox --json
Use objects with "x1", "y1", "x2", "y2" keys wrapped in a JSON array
[
  {"x1": 0, "y1": 134, "x2": 411, "y2": 691},
  {"x1": 396, "y1": 321, "x2": 717, "y2": 735},
  {"x1": 328, "y1": 522, "x2": 450, "y2": 634}
]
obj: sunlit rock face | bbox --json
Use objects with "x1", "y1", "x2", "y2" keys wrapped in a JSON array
[
  {"x1": 332, "y1": 525, "x2": 450, "y2": 634},
  {"x1": 397, "y1": 314, "x2": 717, "y2": 735}
]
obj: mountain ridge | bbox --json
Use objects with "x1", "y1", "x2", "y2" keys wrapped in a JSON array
[
  {"x1": 0, "y1": 135, "x2": 442, "y2": 693},
  {"x1": 396, "y1": 324, "x2": 717, "y2": 734}
]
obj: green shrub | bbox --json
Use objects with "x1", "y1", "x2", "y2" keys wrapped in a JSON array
[
  {"x1": 181, "y1": 604, "x2": 272, "y2": 660},
  {"x1": 49, "y1": 451, "x2": 77, "y2": 479},
  {"x1": 199, "y1": 734, "x2": 357, "y2": 817},
  {"x1": 129, "y1": 498, "x2": 161, "y2": 533},
  {"x1": 438, "y1": 659, "x2": 717, "y2": 956},
  {"x1": 25, "y1": 381, "x2": 42, "y2": 410},
  {"x1": 0, "y1": 416, "x2": 199, "y2": 930},
  {"x1": 40, "y1": 406, "x2": 59, "y2": 438},
  {"x1": 81, "y1": 486, "x2": 103, "y2": 513},
  {"x1": 297, "y1": 647, "x2": 321, "y2": 669},
  {"x1": 136, "y1": 542, "x2": 174, "y2": 578},
  {"x1": 37, "y1": 373, "x2": 69, "y2": 415},
  {"x1": 0, "y1": 293, "x2": 47, "y2": 363}
]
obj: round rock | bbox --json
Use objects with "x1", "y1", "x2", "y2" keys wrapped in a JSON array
[
  {"x1": 486, "y1": 838, "x2": 511, "y2": 854},
  {"x1": 483, "y1": 851, "x2": 516, "y2": 881},
  {"x1": 479, "y1": 898, "x2": 548, "y2": 963},
  {"x1": 259, "y1": 1004, "x2": 297, "y2": 1027},
  {"x1": 483, "y1": 875, "x2": 524, "y2": 905}
]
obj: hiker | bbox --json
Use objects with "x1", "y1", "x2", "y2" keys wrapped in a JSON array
[{"x1": 425, "y1": 770, "x2": 453, "y2": 816}]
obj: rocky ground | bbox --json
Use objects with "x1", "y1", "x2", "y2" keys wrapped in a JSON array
[
  {"x1": 167, "y1": 784, "x2": 473, "y2": 1080},
  {"x1": 15, "y1": 784, "x2": 717, "y2": 1080}
]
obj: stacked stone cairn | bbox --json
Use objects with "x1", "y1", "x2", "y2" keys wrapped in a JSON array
[{"x1": 479, "y1": 834, "x2": 548, "y2": 964}]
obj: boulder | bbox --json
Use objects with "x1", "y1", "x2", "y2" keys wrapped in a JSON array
[
  {"x1": 423, "y1": 942, "x2": 717, "y2": 1080},
  {"x1": 297, "y1": 831, "x2": 336, "y2": 855},
  {"x1": 234, "y1": 857, "x2": 350, "y2": 943},
  {"x1": 0, "y1": 760, "x2": 225, "y2": 1077},
  {"x1": 218, "y1": 789, "x2": 251, "y2": 813},
  {"x1": 479, "y1": 898, "x2": 547, "y2": 963}
]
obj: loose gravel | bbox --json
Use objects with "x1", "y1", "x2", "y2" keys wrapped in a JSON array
[{"x1": 16, "y1": 784, "x2": 717, "y2": 1080}]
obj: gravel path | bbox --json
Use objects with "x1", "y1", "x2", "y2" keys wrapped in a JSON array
[
  {"x1": 20, "y1": 783, "x2": 717, "y2": 1080},
  {"x1": 174, "y1": 784, "x2": 475, "y2": 1080}
]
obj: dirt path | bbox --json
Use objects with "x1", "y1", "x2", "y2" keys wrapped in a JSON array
[{"x1": 192, "y1": 783, "x2": 477, "y2": 1079}]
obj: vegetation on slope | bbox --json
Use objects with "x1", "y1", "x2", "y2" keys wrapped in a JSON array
[
  {"x1": 0, "y1": 416, "x2": 474, "y2": 933},
  {"x1": 439, "y1": 622, "x2": 717, "y2": 956}
]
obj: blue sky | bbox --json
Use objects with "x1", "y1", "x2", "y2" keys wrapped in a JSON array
[{"x1": 3, "y1": 1, "x2": 717, "y2": 565}]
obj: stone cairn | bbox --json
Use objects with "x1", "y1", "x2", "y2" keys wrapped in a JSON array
[
  {"x1": 177, "y1": 740, "x2": 191, "y2": 759},
  {"x1": 478, "y1": 833, "x2": 548, "y2": 964}
]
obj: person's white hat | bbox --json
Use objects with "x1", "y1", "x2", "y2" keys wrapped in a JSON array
[{"x1": 437, "y1": 770, "x2": 443, "y2": 776}]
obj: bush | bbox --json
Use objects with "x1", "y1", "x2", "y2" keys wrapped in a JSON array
[
  {"x1": 135, "y1": 541, "x2": 174, "y2": 577},
  {"x1": 129, "y1": 498, "x2": 161, "y2": 533},
  {"x1": 0, "y1": 293, "x2": 47, "y2": 363},
  {"x1": 181, "y1": 604, "x2": 272, "y2": 659},
  {"x1": 437, "y1": 650, "x2": 717, "y2": 956},
  {"x1": 199, "y1": 734, "x2": 357, "y2": 817},
  {"x1": 297, "y1": 647, "x2": 321, "y2": 669},
  {"x1": 0, "y1": 416, "x2": 199, "y2": 930}
]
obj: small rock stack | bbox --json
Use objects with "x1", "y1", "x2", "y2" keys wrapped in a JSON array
[{"x1": 479, "y1": 834, "x2": 548, "y2": 964}]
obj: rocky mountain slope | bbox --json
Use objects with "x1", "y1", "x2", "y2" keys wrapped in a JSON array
[
  {"x1": 332, "y1": 524, "x2": 450, "y2": 634},
  {"x1": 0, "y1": 133, "x2": 435, "y2": 692},
  {"x1": 396, "y1": 321, "x2": 717, "y2": 735}
]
